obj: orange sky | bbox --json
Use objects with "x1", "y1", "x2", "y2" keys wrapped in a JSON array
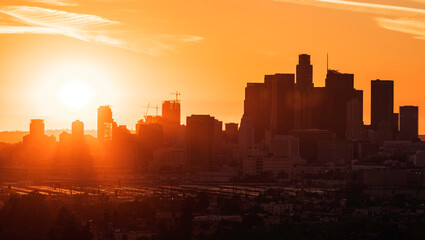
[{"x1": 0, "y1": 0, "x2": 424, "y2": 133}]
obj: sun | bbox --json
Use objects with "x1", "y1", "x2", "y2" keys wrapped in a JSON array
[{"x1": 58, "y1": 80, "x2": 94, "y2": 110}]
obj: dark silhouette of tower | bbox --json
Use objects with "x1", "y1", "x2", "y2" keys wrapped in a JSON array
[
  {"x1": 399, "y1": 106, "x2": 419, "y2": 141},
  {"x1": 268, "y1": 74, "x2": 295, "y2": 135},
  {"x1": 346, "y1": 98, "x2": 364, "y2": 140},
  {"x1": 30, "y1": 119, "x2": 45, "y2": 138},
  {"x1": 243, "y1": 82, "x2": 272, "y2": 143},
  {"x1": 162, "y1": 100, "x2": 181, "y2": 125},
  {"x1": 97, "y1": 106, "x2": 114, "y2": 142},
  {"x1": 371, "y1": 79, "x2": 395, "y2": 140},
  {"x1": 294, "y1": 54, "x2": 314, "y2": 129},
  {"x1": 296, "y1": 54, "x2": 313, "y2": 90},
  {"x1": 162, "y1": 99, "x2": 181, "y2": 145},
  {"x1": 186, "y1": 115, "x2": 217, "y2": 171},
  {"x1": 72, "y1": 120, "x2": 84, "y2": 139},
  {"x1": 325, "y1": 70, "x2": 363, "y2": 139}
]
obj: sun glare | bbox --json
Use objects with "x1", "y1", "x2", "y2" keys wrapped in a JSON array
[{"x1": 58, "y1": 81, "x2": 94, "y2": 110}]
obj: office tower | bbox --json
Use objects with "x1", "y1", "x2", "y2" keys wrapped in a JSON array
[
  {"x1": 30, "y1": 119, "x2": 45, "y2": 138},
  {"x1": 399, "y1": 106, "x2": 419, "y2": 141},
  {"x1": 162, "y1": 100, "x2": 181, "y2": 145},
  {"x1": 371, "y1": 79, "x2": 395, "y2": 140},
  {"x1": 269, "y1": 73, "x2": 295, "y2": 135},
  {"x1": 239, "y1": 114, "x2": 254, "y2": 150},
  {"x1": 325, "y1": 70, "x2": 362, "y2": 139},
  {"x1": 296, "y1": 54, "x2": 313, "y2": 91},
  {"x1": 243, "y1": 82, "x2": 272, "y2": 143},
  {"x1": 97, "y1": 106, "x2": 114, "y2": 142},
  {"x1": 346, "y1": 98, "x2": 364, "y2": 141},
  {"x1": 72, "y1": 120, "x2": 84, "y2": 139},
  {"x1": 186, "y1": 115, "x2": 216, "y2": 171},
  {"x1": 162, "y1": 100, "x2": 181, "y2": 125}
]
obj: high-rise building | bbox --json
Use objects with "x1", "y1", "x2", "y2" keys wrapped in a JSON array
[
  {"x1": 399, "y1": 106, "x2": 419, "y2": 141},
  {"x1": 162, "y1": 100, "x2": 181, "y2": 125},
  {"x1": 371, "y1": 79, "x2": 395, "y2": 140},
  {"x1": 72, "y1": 120, "x2": 84, "y2": 139},
  {"x1": 296, "y1": 54, "x2": 313, "y2": 90},
  {"x1": 161, "y1": 100, "x2": 182, "y2": 145},
  {"x1": 325, "y1": 70, "x2": 362, "y2": 139},
  {"x1": 243, "y1": 82, "x2": 272, "y2": 143},
  {"x1": 346, "y1": 98, "x2": 364, "y2": 140},
  {"x1": 186, "y1": 115, "x2": 217, "y2": 171},
  {"x1": 97, "y1": 106, "x2": 114, "y2": 142},
  {"x1": 269, "y1": 73, "x2": 295, "y2": 135},
  {"x1": 238, "y1": 114, "x2": 254, "y2": 150},
  {"x1": 30, "y1": 119, "x2": 45, "y2": 138}
]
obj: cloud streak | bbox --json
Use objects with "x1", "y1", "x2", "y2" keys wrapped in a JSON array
[
  {"x1": 0, "y1": 5, "x2": 203, "y2": 56},
  {"x1": 275, "y1": 0, "x2": 425, "y2": 40},
  {"x1": 30, "y1": 0, "x2": 78, "y2": 7}
]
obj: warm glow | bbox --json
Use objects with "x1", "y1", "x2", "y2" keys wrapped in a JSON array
[{"x1": 58, "y1": 80, "x2": 94, "y2": 110}]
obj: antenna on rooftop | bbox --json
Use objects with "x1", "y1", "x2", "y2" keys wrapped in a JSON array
[{"x1": 327, "y1": 53, "x2": 329, "y2": 71}]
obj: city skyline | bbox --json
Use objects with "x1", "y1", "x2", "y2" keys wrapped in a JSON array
[
  {"x1": 1, "y1": 2, "x2": 425, "y2": 238},
  {"x1": 0, "y1": 0, "x2": 424, "y2": 132},
  {"x1": 5, "y1": 54, "x2": 422, "y2": 142}
]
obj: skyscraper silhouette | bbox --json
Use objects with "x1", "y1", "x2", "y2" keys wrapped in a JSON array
[
  {"x1": 269, "y1": 73, "x2": 295, "y2": 135},
  {"x1": 30, "y1": 119, "x2": 45, "y2": 138},
  {"x1": 243, "y1": 82, "x2": 271, "y2": 143},
  {"x1": 325, "y1": 70, "x2": 363, "y2": 139},
  {"x1": 97, "y1": 106, "x2": 114, "y2": 142},
  {"x1": 371, "y1": 79, "x2": 395, "y2": 140},
  {"x1": 296, "y1": 54, "x2": 313, "y2": 91},
  {"x1": 346, "y1": 98, "x2": 364, "y2": 140},
  {"x1": 399, "y1": 106, "x2": 419, "y2": 141},
  {"x1": 72, "y1": 120, "x2": 84, "y2": 139},
  {"x1": 162, "y1": 100, "x2": 181, "y2": 125},
  {"x1": 162, "y1": 100, "x2": 181, "y2": 145},
  {"x1": 186, "y1": 115, "x2": 216, "y2": 171}
]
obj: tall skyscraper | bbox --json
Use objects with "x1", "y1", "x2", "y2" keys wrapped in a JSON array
[
  {"x1": 238, "y1": 114, "x2": 254, "y2": 150},
  {"x1": 161, "y1": 100, "x2": 182, "y2": 145},
  {"x1": 269, "y1": 73, "x2": 295, "y2": 135},
  {"x1": 346, "y1": 98, "x2": 364, "y2": 141},
  {"x1": 399, "y1": 106, "x2": 419, "y2": 141},
  {"x1": 371, "y1": 79, "x2": 395, "y2": 140},
  {"x1": 325, "y1": 70, "x2": 362, "y2": 139},
  {"x1": 72, "y1": 120, "x2": 84, "y2": 139},
  {"x1": 30, "y1": 119, "x2": 45, "y2": 138},
  {"x1": 97, "y1": 106, "x2": 114, "y2": 142},
  {"x1": 296, "y1": 54, "x2": 313, "y2": 90},
  {"x1": 243, "y1": 81, "x2": 272, "y2": 143},
  {"x1": 162, "y1": 100, "x2": 181, "y2": 125},
  {"x1": 186, "y1": 115, "x2": 216, "y2": 171}
]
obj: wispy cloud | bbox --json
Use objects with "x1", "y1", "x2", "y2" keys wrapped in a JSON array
[
  {"x1": 0, "y1": 5, "x2": 203, "y2": 56},
  {"x1": 29, "y1": 0, "x2": 78, "y2": 7},
  {"x1": 275, "y1": 0, "x2": 425, "y2": 40},
  {"x1": 376, "y1": 17, "x2": 425, "y2": 40}
]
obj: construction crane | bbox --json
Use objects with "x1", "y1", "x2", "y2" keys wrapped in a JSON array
[
  {"x1": 154, "y1": 105, "x2": 162, "y2": 116},
  {"x1": 170, "y1": 91, "x2": 181, "y2": 101},
  {"x1": 143, "y1": 102, "x2": 150, "y2": 118}
]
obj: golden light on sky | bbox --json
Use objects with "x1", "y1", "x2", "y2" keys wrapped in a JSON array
[{"x1": 0, "y1": 0, "x2": 424, "y2": 132}]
